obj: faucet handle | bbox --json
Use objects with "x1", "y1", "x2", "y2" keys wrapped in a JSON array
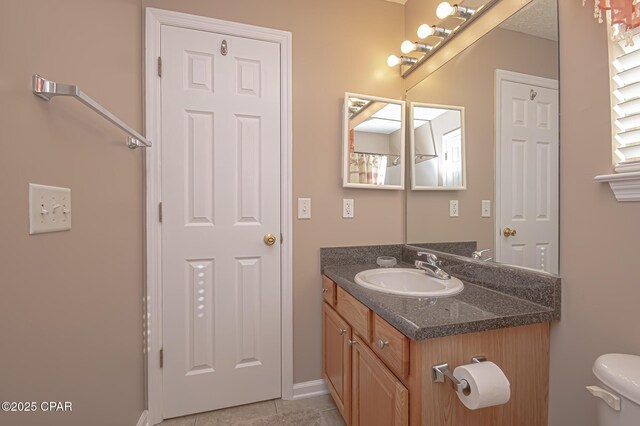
[
  {"x1": 417, "y1": 252, "x2": 438, "y2": 264},
  {"x1": 472, "y1": 249, "x2": 492, "y2": 260}
]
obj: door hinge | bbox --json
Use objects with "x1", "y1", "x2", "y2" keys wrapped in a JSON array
[
  {"x1": 157, "y1": 56, "x2": 162, "y2": 77},
  {"x1": 159, "y1": 202, "x2": 163, "y2": 223},
  {"x1": 160, "y1": 348, "x2": 164, "y2": 368}
]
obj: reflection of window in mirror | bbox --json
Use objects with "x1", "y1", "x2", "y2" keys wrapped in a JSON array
[{"x1": 343, "y1": 94, "x2": 406, "y2": 189}]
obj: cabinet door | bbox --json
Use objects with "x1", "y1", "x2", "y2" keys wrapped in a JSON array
[
  {"x1": 323, "y1": 303, "x2": 351, "y2": 424},
  {"x1": 352, "y1": 335, "x2": 409, "y2": 426}
]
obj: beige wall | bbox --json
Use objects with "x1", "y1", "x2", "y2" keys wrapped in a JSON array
[
  {"x1": 405, "y1": 27, "x2": 558, "y2": 250},
  {"x1": 0, "y1": 1, "x2": 145, "y2": 426},
  {"x1": 141, "y1": 0, "x2": 407, "y2": 383},
  {"x1": 2, "y1": 2, "x2": 637, "y2": 425},
  {"x1": 549, "y1": 2, "x2": 640, "y2": 425}
]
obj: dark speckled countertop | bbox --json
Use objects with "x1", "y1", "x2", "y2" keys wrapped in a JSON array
[{"x1": 321, "y1": 245, "x2": 560, "y2": 341}]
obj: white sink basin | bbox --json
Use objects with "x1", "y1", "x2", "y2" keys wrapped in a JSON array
[{"x1": 354, "y1": 268, "x2": 464, "y2": 297}]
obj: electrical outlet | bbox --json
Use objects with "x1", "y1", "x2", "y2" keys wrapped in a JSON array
[
  {"x1": 482, "y1": 200, "x2": 491, "y2": 218},
  {"x1": 449, "y1": 200, "x2": 459, "y2": 217},
  {"x1": 298, "y1": 198, "x2": 311, "y2": 219},
  {"x1": 29, "y1": 184, "x2": 72, "y2": 234},
  {"x1": 343, "y1": 199, "x2": 354, "y2": 218}
]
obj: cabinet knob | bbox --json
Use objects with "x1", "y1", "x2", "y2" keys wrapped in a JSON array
[
  {"x1": 338, "y1": 328, "x2": 347, "y2": 336},
  {"x1": 347, "y1": 339, "x2": 358, "y2": 346},
  {"x1": 322, "y1": 288, "x2": 328, "y2": 294},
  {"x1": 377, "y1": 339, "x2": 389, "y2": 349}
]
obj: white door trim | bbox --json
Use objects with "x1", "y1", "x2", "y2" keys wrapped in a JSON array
[
  {"x1": 494, "y1": 69, "x2": 558, "y2": 264},
  {"x1": 144, "y1": 8, "x2": 293, "y2": 425}
]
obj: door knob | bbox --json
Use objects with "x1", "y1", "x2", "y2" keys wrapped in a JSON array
[
  {"x1": 264, "y1": 233, "x2": 277, "y2": 246},
  {"x1": 503, "y1": 227, "x2": 517, "y2": 237}
]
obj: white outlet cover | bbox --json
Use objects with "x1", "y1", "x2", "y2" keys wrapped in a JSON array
[
  {"x1": 482, "y1": 200, "x2": 491, "y2": 218},
  {"x1": 449, "y1": 200, "x2": 459, "y2": 217},
  {"x1": 298, "y1": 198, "x2": 311, "y2": 219},
  {"x1": 29, "y1": 184, "x2": 72, "y2": 234},
  {"x1": 343, "y1": 199, "x2": 354, "y2": 218}
]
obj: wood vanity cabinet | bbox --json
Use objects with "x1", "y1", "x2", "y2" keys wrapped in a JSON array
[
  {"x1": 321, "y1": 275, "x2": 551, "y2": 426},
  {"x1": 323, "y1": 281, "x2": 409, "y2": 426}
]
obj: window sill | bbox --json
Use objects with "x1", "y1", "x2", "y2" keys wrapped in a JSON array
[{"x1": 595, "y1": 171, "x2": 640, "y2": 202}]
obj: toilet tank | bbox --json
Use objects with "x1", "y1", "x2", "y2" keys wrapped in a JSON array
[{"x1": 588, "y1": 354, "x2": 640, "y2": 426}]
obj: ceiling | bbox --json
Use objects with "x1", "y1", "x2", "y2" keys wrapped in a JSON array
[{"x1": 499, "y1": 0, "x2": 558, "y2": 41}]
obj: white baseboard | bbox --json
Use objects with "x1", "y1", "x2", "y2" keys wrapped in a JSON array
[
  {"x1": 136, "y1": 410, "x2": 149, "y2": 426},
  {"x1": 292, "y1": 379, "x2": 329, "y2": 400}
]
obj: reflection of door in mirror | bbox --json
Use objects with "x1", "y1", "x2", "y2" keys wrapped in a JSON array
[
  {"x1": 343, "y1": 94, "x2": 406, "y2": 189},
  {"x1": 496, "y1": 71, "x2": 559, "y2": 274},
  {"x1": 442, "y1": 128, "x2": 462, "y2": 187}
]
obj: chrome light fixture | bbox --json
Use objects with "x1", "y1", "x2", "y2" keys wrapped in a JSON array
[
  {"x1": 387, "y1": 55, "x2": 418, "y2": 67},
  {"x1": 417, "y1": 24, "x2": 452, "y2": 39},
  {"x1": 400, "y1": 40, "x2": 434, "y2": 54},
  {"x1": 436, "y1": 2, "x2": 475, "y2": 20}
]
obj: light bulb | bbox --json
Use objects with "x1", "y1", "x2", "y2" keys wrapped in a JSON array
[
  {"x1": 436, "y1": 2, "x2": 455, "y2": 19},
  {"x1": 387, "y1": 55, "x2": 401, "y2": 67},
  {"x1": 417, "y1": 24, "x2": 433, "y2": 39},
  {"x1": 401, "y1": 40, "x2": 416, "y2": 54}
]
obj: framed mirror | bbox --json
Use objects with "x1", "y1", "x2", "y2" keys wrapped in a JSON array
[
  {"x1": 342, "y1": 93, "x2": 406, "y2": 190},
  {"x1": 405, "y1": 0, "x2": 560, "y2": 274},
  {"x1": 410, "y1": 103, "x2": 466, "y2": 190}
]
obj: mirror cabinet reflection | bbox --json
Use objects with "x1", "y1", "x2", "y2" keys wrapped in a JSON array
[
  {"x1": 410, "y1": 103, "x2": 466, "y2": 190},
  {"x1": 342, "y1": 94, "x2": 406, "y2": 189},
  {"x1": 406, "y1": 0, "x2": 560, "y2": 273}
]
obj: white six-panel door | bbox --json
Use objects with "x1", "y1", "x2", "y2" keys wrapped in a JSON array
[
  {"x1": 497, "y1": 75, "x2": 559, "y2": 274},
  {"x1": 160, "y1": 25, "x2": 282, "y2": 419}
]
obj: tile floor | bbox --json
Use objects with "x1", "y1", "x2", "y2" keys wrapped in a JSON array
[{"x1": 159, "y1": 394, "x2": 346, "y2": 426}]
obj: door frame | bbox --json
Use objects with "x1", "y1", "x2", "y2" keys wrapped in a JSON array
[
  {"x1": 494, "y1": 69, "x2": 558, "y2": 265},
  {"x1": 144, "y1": 8, "x2": 293, "y2": 424}
]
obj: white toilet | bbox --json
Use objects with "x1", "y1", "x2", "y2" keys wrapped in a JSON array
[{"x1": 588, "y1": 353, "x2": 640, "y2": 426}]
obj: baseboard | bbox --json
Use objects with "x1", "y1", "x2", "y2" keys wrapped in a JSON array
[
  {"x1": 292, "y1": 379, "x2": 329, "y2": 400},
  {"x1": 136, "y1": 410, "x2": 149, "y2": 426}
]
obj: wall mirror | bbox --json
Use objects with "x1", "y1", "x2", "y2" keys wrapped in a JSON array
[
  {"x1": 343, "y1": 93, "x2": 406, "y2": 190},
  {"x1": 410, "y1": 103, "x2": 466, "y2": 190},
  {"x1": 405, "y1": 0, "x2": 560, "y2": 274}
]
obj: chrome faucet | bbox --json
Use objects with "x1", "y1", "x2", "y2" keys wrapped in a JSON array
[
  {"x1": 471, "y1": 249, "x2": 493, "y2": 262},
  {"x1": 414, "y1": 252, "x2": 451, "y2": 280}
]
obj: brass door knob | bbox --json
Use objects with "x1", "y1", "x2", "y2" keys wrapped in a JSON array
[
  {"x1": 264, "y1": 233, "x2": 277, "y2": 246},
  {"x1": 503, "y1": 227, "x2": 517, "y2": 237}
]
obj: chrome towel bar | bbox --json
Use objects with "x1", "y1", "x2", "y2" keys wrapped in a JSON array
[{"x1": 32, "y1": 74, "x2": 151, "y2": 149}]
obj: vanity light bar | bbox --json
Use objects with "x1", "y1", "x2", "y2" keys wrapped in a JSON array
[{"x1": 388, "y1": 0, "x2": 500, "y2": 78}]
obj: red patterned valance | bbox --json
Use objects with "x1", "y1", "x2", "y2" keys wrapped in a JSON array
[{"x1": 584, "y1": 0, "x2": 640, "y2": 43}]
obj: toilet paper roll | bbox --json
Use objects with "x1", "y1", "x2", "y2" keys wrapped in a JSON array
[{"x1": 452, "y1": 361, "x2": 511, "y2": 410}]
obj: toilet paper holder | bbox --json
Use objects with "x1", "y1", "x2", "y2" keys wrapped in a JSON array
[{"x1": 432, "y1": 356, "x2": 487, "y2": 393}]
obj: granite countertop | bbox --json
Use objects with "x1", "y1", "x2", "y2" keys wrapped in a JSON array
[{"x1": 323, "y1": 262, "x2": 558, "y2": 341}]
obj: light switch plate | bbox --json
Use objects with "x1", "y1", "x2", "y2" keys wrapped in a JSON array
[
  {"x1": 298, "y1": 198, "x2": 311, "y2": 219},
  {"x1": 482, "y1": 200, "x2": 491, "y2": 217},
  {"x1": 29, "y1": 184, "x2": 72, "y2": 234},
  {"x1": 343, "y1": 199, "x2": 354, "y2": 218},
  {"x1": 449, "y1": 200, "x2": 459, "y2": 217}
]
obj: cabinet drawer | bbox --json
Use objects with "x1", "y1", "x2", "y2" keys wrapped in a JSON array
[
  {"x1": 336, "y1": 287, "x2": 371, "y2": 341},
  {"x1": 322, "y1": 276, "x2": 337, "y2": 306},
  {"x1": 372, "y1": 314, "x2": 410, "y2": 380}
]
